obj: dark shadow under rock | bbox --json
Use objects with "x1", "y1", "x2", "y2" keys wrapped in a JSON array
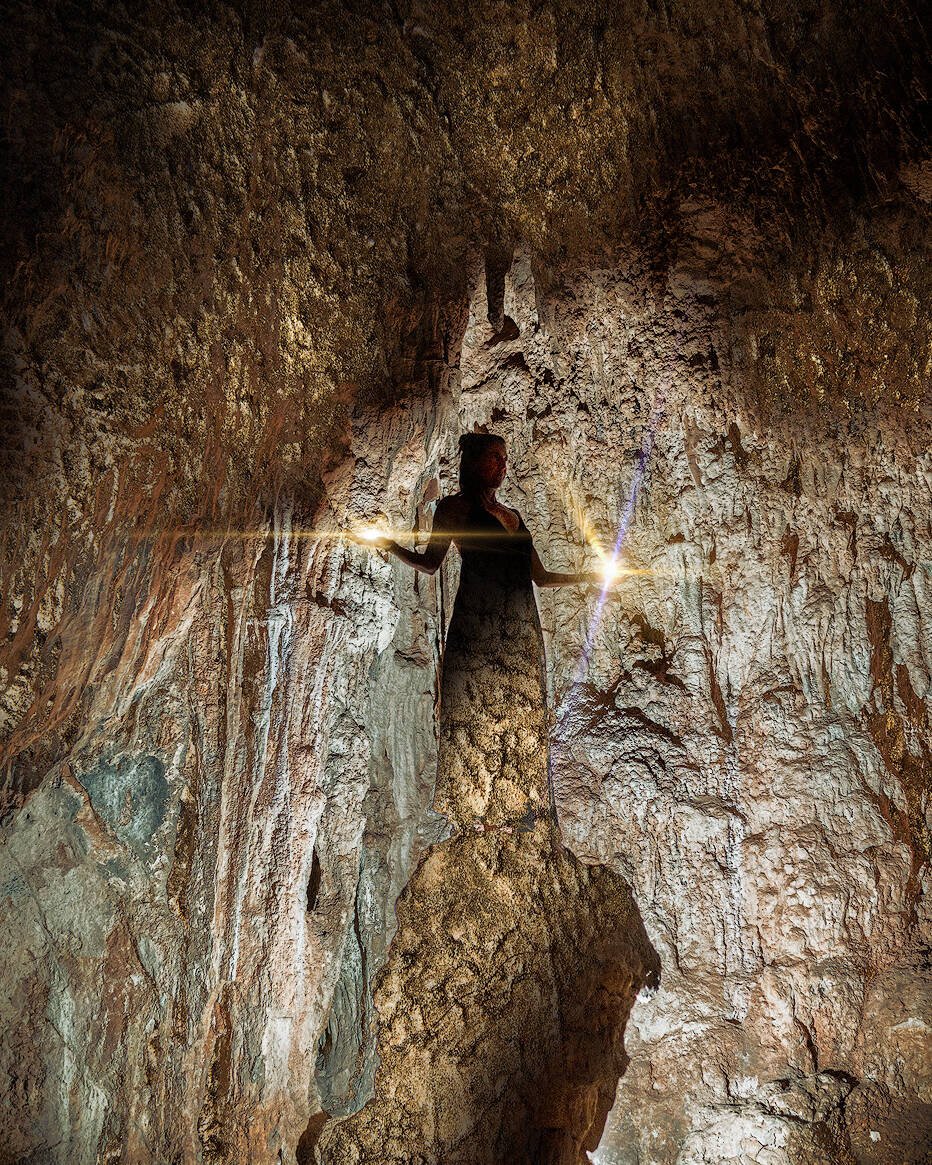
[{"x1": 316, "y1": 817, "x2": 658, "y2": 1165}]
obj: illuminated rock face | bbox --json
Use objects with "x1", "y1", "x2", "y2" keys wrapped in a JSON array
[
  {"x1": 317, "y1": 460, "x2": 659, "y2": 1164},
  {"x1": 447, "y1": 251, "x2": 931, "y2": 1164},
  {"x1": 1, "y1": 4, "x2": 929, "y2": 1165},
  {"x1": 6, "y1": 234, "x2": 926, "y2": 1165},
  {"x1": 0, "y1": 393, "x2": 451, "y2": 1163},
  {"x1": 319, "y1": 820, "x2": 658, "y2": 1165},
  {"x1": 311, "y1": 244, "x2": 930, "y2": 1165}
]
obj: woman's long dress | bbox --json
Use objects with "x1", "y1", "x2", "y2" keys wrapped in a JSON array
[
  {"x1": 318, "y1": 500, "x2": 656, "y2": 1165},
  {"x1": 433, "y1": 498, "x2": 552, "y2": 833}
]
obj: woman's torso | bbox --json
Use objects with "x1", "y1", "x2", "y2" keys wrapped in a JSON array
[{"x1": 443, "y1": 493, "x2": 534, "y2": 591}]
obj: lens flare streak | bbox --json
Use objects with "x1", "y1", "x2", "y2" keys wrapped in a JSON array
[
  {"x1": 566, "y1": 387, "x2": 667, "y2": 698},
  {"x1": 161, "y1": 526, "x2": 544, "y2": 546}
]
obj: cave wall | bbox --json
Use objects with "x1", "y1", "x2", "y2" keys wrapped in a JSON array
[
  {"x1": 5, "y1": 220, "x2": 926, "y2": 1163},
  {"x1": 450, "y1": 236, "x2": 931, "y2": 1163},
  {"x1": 0, "y1": 389, "x2": 453, "y2": 1162},
  {"x1": 1, "y1": 2, "x2": 929, "y2": 1163}
]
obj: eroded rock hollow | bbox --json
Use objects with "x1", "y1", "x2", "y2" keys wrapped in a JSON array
[{"x1": 1, "y1": 3, "x2": 929, "y2": 1164}]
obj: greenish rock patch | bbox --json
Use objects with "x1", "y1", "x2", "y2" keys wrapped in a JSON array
[{"x1": 77, "y1": 755, "x2": 170, "y2": 854}]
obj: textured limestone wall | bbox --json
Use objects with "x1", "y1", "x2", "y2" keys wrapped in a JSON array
[
  {"x1": 0, "y1": 389, "x2": 454, "y2": 1163},
  {"x1": 2, "y1": 0, "x2": 927, "y2": 794},
  {"x1": 439, "y1": 233, "x2": 931, "y2": 1163},
  {"x1": 2, "y1": 230, "x2": 930, "y2": 1164},
  {"x1": 1, "y1": 2, "x2": 929, "y2": 1163},
  {"x1": 3, "y1": 216, "x2": 931, "y2": 1165}
]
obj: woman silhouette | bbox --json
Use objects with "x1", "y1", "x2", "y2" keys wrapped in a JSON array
[
  {"x1": 320, "y1": 433, "x2": 656, "y2": 1165},
  {"x1": 377, "y1": 432, "x2": 600, "y2": 834}
]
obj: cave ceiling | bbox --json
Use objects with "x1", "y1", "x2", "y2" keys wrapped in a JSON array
[{"x1": 2, "y1": 1, "x2": 928, "y2": 510}]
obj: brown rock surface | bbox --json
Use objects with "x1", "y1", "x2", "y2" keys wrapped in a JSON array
[
  {"x1": 317, "y1": 469, "x2": 658, "y2": 1163},
  {"x1": 449, "y1": 247, "x2": 931, "y2": 1163},
  {"x1": 318, "y1": 819, "x2": 656, "y2": 1165},
  {"x1": 1, "y1": 3, "x2": 929, "y2": 1164}
]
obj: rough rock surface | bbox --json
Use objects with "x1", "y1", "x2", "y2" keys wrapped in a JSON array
[
  {"x1": 319, "y1": 819, "x2": 656, "y2": 1165},
  {"x1": 320, "y1": 240, "x2": 932, "y2": 1163},
  {"x1": 317, "y1": 469, "x2": 658, "y2": 1164},
  {"x1": 448, "y1": 248, "x2": 931, "y2": 1163},
  {"x1": 1, "y1": 2, "x2": 929, "y2": 1164}
]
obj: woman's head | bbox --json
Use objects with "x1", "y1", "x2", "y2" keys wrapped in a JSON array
[{"x1": 458, "y1": 432, "x2": 507, "y2": 495}]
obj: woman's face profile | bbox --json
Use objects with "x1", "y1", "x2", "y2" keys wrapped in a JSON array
[{"x1": 475, "y1": 441, "x2": 507, "y2": 488}]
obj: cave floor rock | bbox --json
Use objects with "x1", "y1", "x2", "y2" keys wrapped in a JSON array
[{"x1": 316, "y1": 817, "x2": 657, "y2": 1165}]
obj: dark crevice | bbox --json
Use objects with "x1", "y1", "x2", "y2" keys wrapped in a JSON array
[{"x1": 307, "y1": 847, "x2": 322, "y2": 913}]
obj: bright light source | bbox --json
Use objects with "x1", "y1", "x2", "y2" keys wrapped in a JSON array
[
  {"x1": 601, "y1": 557, "x2": 621, "y2": 583},
  {"x1": 357, "y1": 525, "x2": 383, "y2": 543}
]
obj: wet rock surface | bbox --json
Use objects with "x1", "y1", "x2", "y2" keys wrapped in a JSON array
[{"x1": 1, "y1": 3, "x2": 929, "y2": 1163}]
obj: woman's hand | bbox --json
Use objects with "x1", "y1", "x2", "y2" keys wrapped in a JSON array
[{"x1": 368, "y1": 506, "x2": 455, "y2": 575}]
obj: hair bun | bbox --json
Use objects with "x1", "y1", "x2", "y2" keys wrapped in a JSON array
[{"x1": 458, "y1": 431, "x2": 503, "y2": 453}]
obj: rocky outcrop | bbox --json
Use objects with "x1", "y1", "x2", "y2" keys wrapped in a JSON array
[
  {"x1": 1, "y1": 3, "x2": 929, "y2": 1163},
  {"x1": 317, "y1": 460, "x2": 659, "y2": 1163},
  {"x1": 318, "y1": 817, "x2": 658, "y2": 1165},
  {"x1": 0, "y1": 392, "x2": 451, "y2": 1163},
  {"x1": 443, "y1": 240, "x2": 931, "y2": 1163}
]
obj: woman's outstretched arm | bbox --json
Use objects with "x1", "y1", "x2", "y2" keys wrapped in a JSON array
[
  {"x1": 378, "y1": 499, "x2": 455, "y2": 575},
  {"x1": 530, "y1": 545, "x2": 602, "y2": 588}
]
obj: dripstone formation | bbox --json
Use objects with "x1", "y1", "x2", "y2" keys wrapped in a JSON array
[{"x1": 1, "y1": 3, "x2": 929, "y2": 1164}]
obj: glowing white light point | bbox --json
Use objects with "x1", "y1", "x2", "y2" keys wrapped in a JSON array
[{"x1": 601, "y1": 557, "x2": 621, "y2": 583}]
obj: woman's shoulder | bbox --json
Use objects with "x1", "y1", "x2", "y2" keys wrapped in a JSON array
[
  {"x1": 435, "y1": 492, "x2": 469, "y2": 513},
  {"x1": 496, "y1": 502, "x2": 523, "y2": 524},
  {"x1": 433, "y1": 493, "x2": 470, "y2": 525},
  {"x1": 505, "y1": 505, "x2": 525, "y2": 531}
]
